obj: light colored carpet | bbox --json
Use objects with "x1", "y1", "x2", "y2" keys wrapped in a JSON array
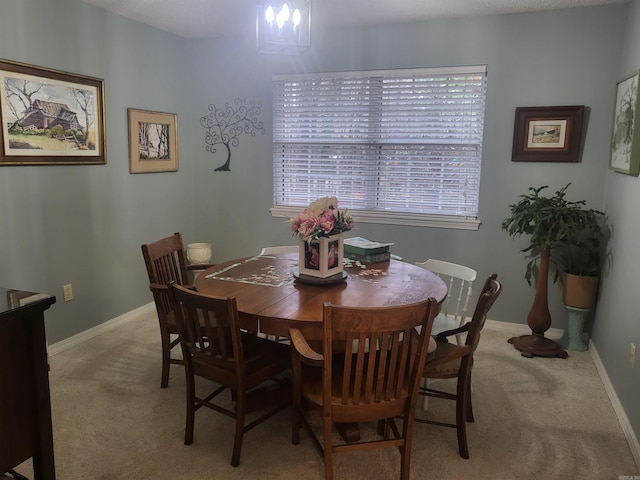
[{"x1": 14, "y1": 311, "x2": 640, "y2": 480}]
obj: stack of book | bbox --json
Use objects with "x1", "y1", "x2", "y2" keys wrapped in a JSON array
[{"x1": 343, "y1": 237, "x2": 394, "y2": 264}]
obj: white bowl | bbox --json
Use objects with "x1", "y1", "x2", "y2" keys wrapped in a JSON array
[{"x1": 186, "y1": 243, "x2": 212, "y2": 265}]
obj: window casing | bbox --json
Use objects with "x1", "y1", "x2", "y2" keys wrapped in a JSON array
[{"x1": 271, "y1": 66, "x2": 487, "y2": 230}]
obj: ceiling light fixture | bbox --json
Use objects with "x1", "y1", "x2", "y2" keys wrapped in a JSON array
[{"x1": 256, "y1": 0, "x2": 311, "y2": 55}]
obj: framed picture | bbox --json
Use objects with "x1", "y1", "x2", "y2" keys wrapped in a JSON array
[
  {"x1": 0, "y1": 58, "x2": 106, "y2": 166},
  {"x1": 512, "y1": 105, "x2": 585, "y2": 162},
  {"x1": 610, "y1": 71, "x2": 640, "y2": 176},
  {"x1": 128, "y1": 108, "x2": 178, "y2": 173}
]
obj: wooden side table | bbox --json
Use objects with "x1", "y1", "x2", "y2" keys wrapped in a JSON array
[{"x1": 0, "y1": 288, "x2": 56, "y2": 480}]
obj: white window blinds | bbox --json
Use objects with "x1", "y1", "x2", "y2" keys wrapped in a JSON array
[{"x1": 272, "y1": 65, "x2": 487, "y2": 226}]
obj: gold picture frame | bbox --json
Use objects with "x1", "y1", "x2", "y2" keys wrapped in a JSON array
[
  {"x1": 0, "y1": 58, "x2": 106, "y2": 166},
  {"x1": 128, "y1": 108, "x2": 178, "y2": 173}
]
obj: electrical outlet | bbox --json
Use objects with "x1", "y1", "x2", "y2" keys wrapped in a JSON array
[
  {"x1": 630, "y1": 343, "x2": 636, "y2": 369},
  {"x1": 63, "y1": 284, "x2": 73, "y2": 302}
]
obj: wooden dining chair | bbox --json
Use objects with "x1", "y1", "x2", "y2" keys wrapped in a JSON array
[
  {"x1": 415, "y1": 273, "x2": 502, "y2": 459},
  {"x1": 141, "y1": 232, "x2": 214, "y2": 388},
  {"x1": 289, "y1": 298, "x2": 439, "y2": 480},
  {"x1": 168, "y1": 283, "x2": 291, "y2": 467}
]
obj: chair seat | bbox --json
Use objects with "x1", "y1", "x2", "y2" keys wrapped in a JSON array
[
  {"x1": 193, "y1": 333, "x2": 290, "y2": 387},
  {"x1": 300, "y1": 355, "x2": 411, "y2": 423},
  {"x1": 424, "y1": 342, "x2": 462, "y2": 377}
]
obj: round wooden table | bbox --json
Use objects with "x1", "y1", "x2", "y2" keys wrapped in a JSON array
[{"x1": 195, "y1": 253, "x2": 448, "y2": 340}]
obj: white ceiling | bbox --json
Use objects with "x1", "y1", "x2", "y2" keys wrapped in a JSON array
[{"x1": 79, "y1": 0, "x2": 628, "y2": 39}]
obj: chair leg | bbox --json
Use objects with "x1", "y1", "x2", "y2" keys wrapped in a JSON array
[
  {"x1": 184, "y1": 373, "x2": 195, "y2": 445},
  {"x1": 400, "y1": 436, "x2": 411, "y2": 480},
  {"x1": 291, "y1": 357, "x2": 302, "y2": 445},
  {"x1": 421, "y1": 378, "x2": 430, "y2": 410},
  {"x1": 456, "y1": 373, "x2": 471, "y2": 459},
  {"x1": 292, "y1": 410, "x2": 300, "y2": 445},
  {"x1": 466, "y1": 377, "x2": 475, "y2": 423},
  {"x1": 323, "y1": 412, "x2": 333, "y2": 480},
  {"x1": 159, "y1": 329, "x2": 171, "y2": 388},
  {"x1": 231, "y1": 394, "x2": 246, "y2": 467}
]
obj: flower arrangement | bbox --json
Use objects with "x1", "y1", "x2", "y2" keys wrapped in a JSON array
[{"x1": 289, "y1": 196, "x2": 355, "y2": 242}]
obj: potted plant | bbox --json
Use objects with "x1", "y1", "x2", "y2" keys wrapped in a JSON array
[
  {"x1": 556, "y1": 227, "x2": 605, "y2": 309},
  {"x1": 501, "y1": 183, "x2": 605, "y2": 358}
]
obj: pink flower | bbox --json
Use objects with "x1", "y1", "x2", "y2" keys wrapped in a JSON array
[
  {"x1": 288, "y1": 197, "x2": 355, "y2": 242},
  {"x1": 319, "y1": 213, "x2": 335, "y2": 233}
]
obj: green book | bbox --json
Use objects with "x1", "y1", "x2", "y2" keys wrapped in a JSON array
[
  {"x1": 344, "y1": 251, "x2": 391, "y2": 264},
  {"x1": 343, "y1": 236, "x2": 393, "y2": 256}
]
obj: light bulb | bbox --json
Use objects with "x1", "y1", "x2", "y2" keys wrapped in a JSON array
[
  {"x1": 276, "y1": 3, "x2": 290, "y2": 28},
  {"x1": 292, "y1": 8, "x2": 301, "y2": 27},
  {"x1": 265, "y1": 5, "x2": 275, "y2": 24}
]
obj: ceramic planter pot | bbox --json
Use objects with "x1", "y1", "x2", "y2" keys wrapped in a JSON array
[{"x1": 562, "y1": 272, "x2": 600, "y2": 309}]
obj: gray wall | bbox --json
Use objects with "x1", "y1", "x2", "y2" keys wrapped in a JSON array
[
  {"x1": 189, "y1": 5, "x2": 623, "y2": 333},
  {"x1": 1, "y1": 0, "x2": 638, "y2": 447},
  {"x1": 0, "y1": 0, "x2": 201, "y2": 341},
  {"x1": 597, "y1": 0, "x2": 640, "y2": 443}
]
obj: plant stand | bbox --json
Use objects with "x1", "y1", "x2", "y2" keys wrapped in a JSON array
[
  {"x1": 558, "y1": 305, "x2": 590, "y2": 351},
  {"x1": 508, "y1": 249, "x2": 568, "y2": 359}
]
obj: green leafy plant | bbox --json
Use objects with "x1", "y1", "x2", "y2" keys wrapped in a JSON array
[{"x1": 502, "y1": 184, "x2": 605, "y2": 284}]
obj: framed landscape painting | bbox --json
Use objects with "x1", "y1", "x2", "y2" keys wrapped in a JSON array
[
  {"x1": 512, "y1": 105, "x2": 585, "y2": 162},
  {"x1": 610, "y1": 71, "x2": 640, "y2": 176},
  {"x1": 128, "y1": 108, "x2": 178, "y2": 173},
  {"x1": 0, "y1": 58, "x2": 106, "y2": 166}
]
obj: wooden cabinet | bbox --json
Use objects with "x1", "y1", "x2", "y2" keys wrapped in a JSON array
[{"x1": 1, "y1": 288, "x2": 56, "y2": 479}]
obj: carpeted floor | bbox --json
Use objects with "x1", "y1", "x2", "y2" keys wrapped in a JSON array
[{"x1": 12, "y1": 310, "x2": 640, "y2": 479}]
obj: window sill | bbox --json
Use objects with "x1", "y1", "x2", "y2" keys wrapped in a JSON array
[{"x1": 270, "y1": 206, "x2": 480, "y2": 231}]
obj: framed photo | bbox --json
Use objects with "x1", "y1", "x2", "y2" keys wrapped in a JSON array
[
  {"x1": 610, "y1": 71, "x2": 640, "y2": 176},
  {"x1": 128, "y1": 108, "x2": 178, "y2": 173},
  {"x1": 0, "y1": 58, "x2": 106, "y2": 166},
  {"x1": 512, "y1": 105, "x2": 585, "y2": 162}
]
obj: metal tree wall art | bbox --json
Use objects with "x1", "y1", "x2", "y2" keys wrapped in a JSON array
[{"x1": 200, "y1": 98, "x2": 265, "y2": 171}]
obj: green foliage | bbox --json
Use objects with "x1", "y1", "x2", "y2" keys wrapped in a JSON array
[
  {"x1": 502, "y1": 184, "x2": 605, "y2": 284},
  {"x1": 47, "y1": 125, "x2": 64, "y2": 137}
]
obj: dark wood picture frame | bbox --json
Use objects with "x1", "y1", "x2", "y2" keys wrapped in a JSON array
[
  {"x1": 609, "y1": 71, "x2": 640, "y2": 176},
  {"x1": 0, "y1": 58, "x2": 106, "y2": 166},
  {"x1": 512, "y1": 105, "x2": 585, "y2": 162}
]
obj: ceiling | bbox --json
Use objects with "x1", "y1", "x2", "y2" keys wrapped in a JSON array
[{"x1": 79, "y1": 0, "x2": 627, "y2": 39}]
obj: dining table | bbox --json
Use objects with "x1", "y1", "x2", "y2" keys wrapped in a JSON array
[
  {"x1": 194, "y1": 252, "x2": 448, "y2": 442},
  {"x1": 195, "y1": 252, "x2": 448, "y2": 340}
]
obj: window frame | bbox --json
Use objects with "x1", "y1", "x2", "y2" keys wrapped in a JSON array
[{"x1": 271, "y1": 65, "x2": 487, "y2": 230}]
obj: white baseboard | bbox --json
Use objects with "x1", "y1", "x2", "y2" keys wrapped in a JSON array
[
  {"x1": 485, "y1": 319, "x2": 640, "y2": 471},
  {"x1": 589, "y1": 339, "x2": 640, "y2": 470},
  {"x1": 47, "y1": 302, "x2": 156, "y2": 356}
]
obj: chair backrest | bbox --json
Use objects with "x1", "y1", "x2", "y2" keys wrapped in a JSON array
[
  {"x1": 142, "y1": 232, "x2": 191, "y2": 286},
  {"x1": 169, "y1": 283, "x2": 244, "y2": 381},
  {"x1": 259, "y1": 245, "x2": 298, "y2": 255},
  {"x1": 415, "y1": 259, "x2": 477, "y2": 326},
  {"x1": 322, "y1": 298, "x2": 438, "y2": 420},
  {"x1": 141, "y1": 233, "x2": 191, "y2": 318},
  {"x1": 464, "y1": 273, "x2": 502, "y2": 356}
]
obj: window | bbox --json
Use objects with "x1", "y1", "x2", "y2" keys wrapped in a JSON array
[{"x1": 271, "y1": 65, "x2": 487, "y2": 230}]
